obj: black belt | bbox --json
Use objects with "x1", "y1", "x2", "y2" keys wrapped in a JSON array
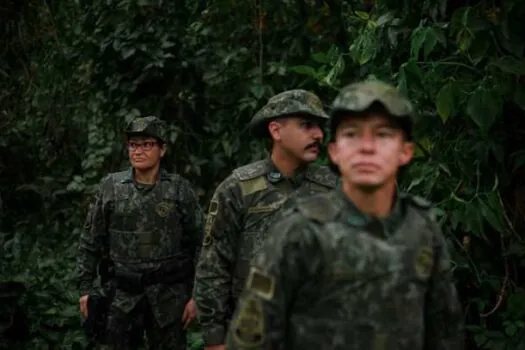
[{"x1": 113, "y1": 260, "x2": 194, "y2": 293}]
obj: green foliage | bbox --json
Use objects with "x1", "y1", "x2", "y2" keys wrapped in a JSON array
[{"x1": 2, "y1": 0, "x2": 525, "y2": 348}]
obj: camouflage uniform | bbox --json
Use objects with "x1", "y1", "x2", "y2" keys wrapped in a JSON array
[
  {"x1": 78, "y1": 117, "x2": 204, "y2": 349},
  {"x1": 193, "y1": 90, "x2": 338, "y2": 346},
  {"x1": 226, "y1": 81, "x2": 464, "y2": 350}
]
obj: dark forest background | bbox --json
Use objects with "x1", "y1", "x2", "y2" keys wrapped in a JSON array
[{"x1": 1, "y1": 0, "x2": 525, "y2": 348}]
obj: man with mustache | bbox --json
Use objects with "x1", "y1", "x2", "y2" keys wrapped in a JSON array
[
  {"x1": 227, "y1": 80, "x2": 464, "y2": 349},
  {"x1": 77, "y1": 116, "x2": 203, "y2": 349},
  {"x1": 194, "y1": 90, "x2": 338, "y2": 350}
]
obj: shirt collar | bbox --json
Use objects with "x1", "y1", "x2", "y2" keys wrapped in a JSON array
[{"x1": 336, "y1": 186, "x2": 405, "y2": 236}]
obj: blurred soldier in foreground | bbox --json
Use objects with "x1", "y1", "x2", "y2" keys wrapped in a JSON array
[
  {"x1": 227, "y1": 80, "x2": 465, "y2": 349},
  {"x1": 194, "y1": 90, "x2": 338, "y2": 350},
  {"x1": 77, "y1": 116, "x2": 203, "y2": 349}
]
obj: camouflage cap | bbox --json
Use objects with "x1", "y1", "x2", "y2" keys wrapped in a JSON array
[
  {"x1": 328, "y1": 80, "x2": 415, "y2": 174},
  {"x1": 249, "y1": 89, "x2": 329, "y2": 138},
  {"x1": 330, "y1": 80, "x2": 415, "y2": 123},
  {"x1": 125, "y1": 116, "x2": 167, "y2": 143}
]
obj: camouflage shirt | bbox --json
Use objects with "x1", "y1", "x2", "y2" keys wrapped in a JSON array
[
  {"x1": 77, "y1": 168, "x2": 204, "y2": 327},
  {"x1": 227, "y1": 189, "x2": 464, "y2": 350},
  {"x1": 194, "y1": 158, "x2": 337, "y2": 345}
]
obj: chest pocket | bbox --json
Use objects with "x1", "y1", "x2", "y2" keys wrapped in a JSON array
[
  {"x1": 110, "y1": 192, "x2": 137, "y2": 232},
  {"x1": 239, "y1": 199, "x2": 285, "y2": 261}
]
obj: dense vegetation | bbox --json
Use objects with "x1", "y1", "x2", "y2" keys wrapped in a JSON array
[{"x1": 1, "y1": 0, "x2": 525, "y2": 349}]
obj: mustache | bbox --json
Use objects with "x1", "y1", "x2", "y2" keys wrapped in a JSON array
[{"x1": 305, "y1": 141, "x2": 321, "y2": 150}]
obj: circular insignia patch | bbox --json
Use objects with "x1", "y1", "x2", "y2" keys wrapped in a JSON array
[
  {"x1": 231, "y1": 297, "x2": 265, "y2": 348},
  {"x1": 347, "y1": 215, "x2": 367, "y2": 227},
  {"x1": 414, "y1": 247, "x2": 434, "y2": 279},
  {"x1": 155, "y1": 201, "x2": 173, "y2": 218},
  {"x1": 267, "y1": 172, "x2": 282, "y2": 183}
]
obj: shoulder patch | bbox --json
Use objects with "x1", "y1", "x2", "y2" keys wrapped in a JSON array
[
  {"x1": 245, "y1": 267, "x2": 275, "y2": 300},
  {"x1": 296, "y1": 192, "x2": 339, "y2": 222},
  {"x1": 233, "y1": 160, "x2": 269, "y2": 181},
  {"x1": 305, "y1": 165, "x2": 338, "y2": 188},
  {"x1": 239, "y1": 176, "x2": 268, "y2": 197}
]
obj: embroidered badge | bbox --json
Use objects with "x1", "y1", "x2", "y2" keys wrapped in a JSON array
[
  {"x1": 231, "y1": 297, "x2": 265, "y2": 348},
  {"x1": 414, "y1": 246, "x2": 434, "y2": 279},
  {"x1": 156, "y1": 201, "x2": 173, "y2": 218},
  {"x1": 203, "y1": 199, "x2": 219, "y2": 246}
]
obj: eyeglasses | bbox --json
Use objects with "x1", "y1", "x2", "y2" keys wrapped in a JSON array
[{"x1": 127, "y1": 141, "x2": 158, "y2": 151}]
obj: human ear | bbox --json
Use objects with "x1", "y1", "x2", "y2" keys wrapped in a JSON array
[
  {"x1": 268, "y1": 120, "x2": 283, "y2": 141},
  {"x1": 327, "y1": 142, "x2": 338, "y2": 164},
  {"x1": 399, "y1": 141, "x2": 414, "y2": 166},
  {"x1": 160, "y1": 144, "x2": 167, "y2": 158}
]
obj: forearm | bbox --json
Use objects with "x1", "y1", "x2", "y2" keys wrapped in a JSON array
[
  {"x1": 78, "y1": 179, "x2": 110, "y2": 296},
  {"x1": 180, "y1": 180, "x2": 204, "y2": 281},
  {"x1": 194, "y1": 249, "x2": 233, "y2": 345},
  {"x1": 77, "y1": 237, "x2": 102, "y2": 295}
]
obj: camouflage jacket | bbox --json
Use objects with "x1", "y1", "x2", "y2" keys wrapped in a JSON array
[
  {"x1": 227, "y1": 189, "x2": 464, "y2": 350},
  {"x1": 193, "y1": 158, "x2": 337, "y2": 345},
  {"x1": 77, "y1": 168, "x2": 204, "y2": 327}
]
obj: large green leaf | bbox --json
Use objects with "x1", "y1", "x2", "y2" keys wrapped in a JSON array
[
  {"x1": 466, "y1": 88, "x2": 502, "y2": 132},
  {"x1": 489, "y1": 56, "x2": 525, "y2": 75},
  {"x1": 436, "y1": 81, "x2": 460, "y2": 124},
  {"x1": 410, "y1": 26, "x2": 443, "y2": 60}
]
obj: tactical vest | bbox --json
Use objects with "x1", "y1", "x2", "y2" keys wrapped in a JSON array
[
  {"x1": 107, "y1": 173, "x2": 186, "y2": 264},
  {"x1": 288, "y1": 192, "x2": 439, "y2": 350},
  {"x1": 229, "y1": 160, "x2": 337, "y2": 299}
]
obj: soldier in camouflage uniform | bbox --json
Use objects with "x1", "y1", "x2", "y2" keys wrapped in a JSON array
[
  {"x1": 227, "y1": 80, "x2": 465, "y2": 349},
  {"x1": 77, "y1": 116, "x2": 204, "y2": 349},
  {"x1": 193, "y1": 90, "x2": 338, "y2": 350}
]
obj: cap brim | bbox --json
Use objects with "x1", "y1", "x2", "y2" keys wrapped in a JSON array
[{"x1": 249, "y1": 113, "x2": 329, "y2": 139}]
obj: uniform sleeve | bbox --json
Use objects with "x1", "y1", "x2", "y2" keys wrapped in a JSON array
[
  {"x1": 193, "y1": 178, "x2": 243, "y2": 346},
  {"x1": 77, "y1": 177, "x2": 111, "y2": 296},
  {"x1": 425, "y1": 225, "x2": 465, "y2": 350},
  {"x1": 226, "y1": 215, "x2": 318, "y2": 350},
  {"x1": 179, "y1": 179, "x2": 204, "y2": 270}
]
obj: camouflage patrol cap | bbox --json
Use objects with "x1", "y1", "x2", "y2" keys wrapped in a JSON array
[
  {"x1": 249, "y1": 89, "x2": 329, "y2": 138},
  {"x1": 125, "y1": 116, "x2": 167, "y2": 143},
  {"x1": 330, "y1": 80, "x2": 415, "y2": 136},
  {"x1": 328, "y1": 80, "x2": 415, "y2": 174}
]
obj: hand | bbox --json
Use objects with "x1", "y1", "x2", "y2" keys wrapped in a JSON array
[
  {"x1": 181, "y1": 298, "x2": 198, "y2": 329},
  {"x1": 79, "y1": 294, "x2": 89, "y2": 318},
  {"x1": 204, "y1": 346, "x2": 226, "y2": 350}
]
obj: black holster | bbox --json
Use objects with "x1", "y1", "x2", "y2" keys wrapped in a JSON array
[{"x1": 83, "y1": 293, "x2": 112, "y2": 344}]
